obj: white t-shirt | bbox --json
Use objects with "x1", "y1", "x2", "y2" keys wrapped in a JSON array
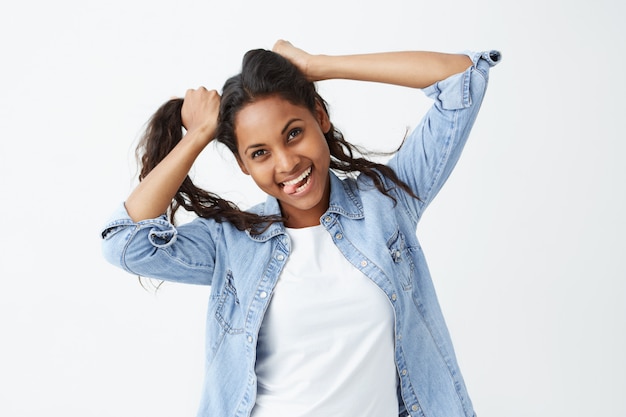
[{"x1": 251, "y1": 225, "x2": 398, "y2": 417}]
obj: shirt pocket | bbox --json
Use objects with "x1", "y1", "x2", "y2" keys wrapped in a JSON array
[
  {"x1": 386, "y1": 228, "x2": 416, "y2": 291},
  {"x1": 214, "y1": 271, "x2": 245, "y2": 335}
]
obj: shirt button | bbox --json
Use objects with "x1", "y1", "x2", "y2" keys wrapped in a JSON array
[
  {"x1": 412, "y1": 405, "x2": 419, "y2": 412},
  {"x1": 247, "y1": 335, "x2": 253, "y2": 343},
  {"x1": 324, "y1": 216, "x2": 332, "y2": 223},
  {"x1": 391, "y1": 293, "x2": 397, "y2": 301},
  {"x1": 335, "y1": 233, "x2": 343, "y2": 240},
  {"x1": 259, "y1": 291, "x2": 268, "y2": 299},
  {"x1": 360, "y1": 260, "x2": 368, "y2": 267},
  {"x1": 401, "y1": 369, "x2": 407, "y2": 376},
  {"x1": 276, "y1": 254, "x2": 285, "y2": 261}
]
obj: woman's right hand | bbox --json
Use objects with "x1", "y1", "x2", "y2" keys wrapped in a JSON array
[
  {"x1": 181, "y1": 87, "x2": 221, "y2": 142},
  {"x1": 125, "y1": 87, "x2": 220, "y2": 222}
]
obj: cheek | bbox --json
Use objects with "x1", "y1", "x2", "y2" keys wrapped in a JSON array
[
  {"x1": 248, "y1": 166, "x2": 276, "y2": 189},
  {"x1": 315, "y1": 139, "x2": 331, "y2": 164},
  {"x1": 237, "y1": 160, "x2": 250, "y2": 176}
]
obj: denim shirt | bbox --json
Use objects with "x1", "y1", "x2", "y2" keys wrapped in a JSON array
[{"x1": 102, "y1": 51, "x2": 500, "y2": 417}]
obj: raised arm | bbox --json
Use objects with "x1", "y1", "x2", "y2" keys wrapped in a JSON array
[
  {"x1": 272, "y1": 40, "x2": 472, "y2": 88},
  {"x1": 125, "y1": 88, "x2": 220, "y2": 222},
  {"x1": 273, "y1": 40, "x2": 501, "y2": 220}
]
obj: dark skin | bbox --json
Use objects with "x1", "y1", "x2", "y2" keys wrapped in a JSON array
[{"x1": 124, "y1": 40, "x2": 472, "y2": 224}]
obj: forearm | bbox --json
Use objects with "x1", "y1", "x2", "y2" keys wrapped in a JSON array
[
  {"x1": 125, "y1": 127, "x2": 210, "y2": 222},
  {"x1": 308, "y1": 51, "x2": 472, "y2": 89}
]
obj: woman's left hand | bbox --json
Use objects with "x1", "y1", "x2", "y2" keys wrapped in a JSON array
[{"x1": 272, "y1": 39, "x2": 316, "y2": 81}]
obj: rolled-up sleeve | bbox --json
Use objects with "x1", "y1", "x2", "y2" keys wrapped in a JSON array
[
  {"x1": 389, "y1": 50, "x2": 501, "y2": 221},
  {"x1": 101, "y1": 203, "x2": 215, "y2": 285}
]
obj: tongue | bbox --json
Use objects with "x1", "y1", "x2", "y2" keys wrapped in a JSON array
[
  {"x1": 283, "y1": 182, "x2": 300, "y2": 195},
  {"x1": 283, "y1": 176, "x2": 307, "y2": 194}
]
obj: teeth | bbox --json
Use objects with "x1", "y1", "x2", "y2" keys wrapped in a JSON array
[
  {"x1": 295, "y1": 177, "x2": 310, "y2": 193},
  {"x1": 282, "y1": 167, "x2": 311, "y2": 186}
]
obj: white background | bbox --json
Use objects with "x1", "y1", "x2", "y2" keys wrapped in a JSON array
[{"x1": 1, "y1": 0, "x2": 624, "y2": 416}]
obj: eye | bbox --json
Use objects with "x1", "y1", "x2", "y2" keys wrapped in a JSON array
[
  {"x1": 287, "y1": 128, "x2": 302, "y2": 141},
  {"x1": 250, "y1": 149, "x2": 267, "y2": 159}
]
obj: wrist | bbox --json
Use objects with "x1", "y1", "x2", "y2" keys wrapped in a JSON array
[
  {"x1": 184, "y1": 123, "x2": 216, "y2": 149},
  {"x1": 306, "y1": 54, "x2": 331, "y2": 81}
]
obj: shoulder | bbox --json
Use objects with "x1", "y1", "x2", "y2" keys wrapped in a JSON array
[{"x1": 246, "y1": 201, "x2": 268, "y2": 216}]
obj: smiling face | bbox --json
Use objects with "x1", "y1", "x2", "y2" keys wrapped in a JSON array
[{"x1": 234, "y1": 95, "x2": 332, "y2": 228}]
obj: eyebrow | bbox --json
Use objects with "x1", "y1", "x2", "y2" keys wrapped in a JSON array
[
  {"x1": 244, "y1": 118, "x2": 303, "y2": 155},
  {"x1": 281, "y1": 118, "x2": 302, "y2": 134}
]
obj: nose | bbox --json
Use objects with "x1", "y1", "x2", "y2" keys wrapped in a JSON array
[{"x1": 275, "y1": 147, "x2": 300, "y2": 174}]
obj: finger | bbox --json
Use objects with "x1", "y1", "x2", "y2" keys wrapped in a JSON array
[
  {"x1": 272, "y1": 39, "x2": 291, "y2": 53},
  {"x1": 184, "y1": 88, "x2": 196, "y2": 99}
]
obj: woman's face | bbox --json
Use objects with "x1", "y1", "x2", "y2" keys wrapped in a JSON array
[{"x1": 235, "y1": 95, "x2": 331, "y2": 228}]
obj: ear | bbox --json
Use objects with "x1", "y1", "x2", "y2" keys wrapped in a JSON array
[
  {"x1": 314, "y1": 100, "x2": 331, "y2": 134},
  {"x1": 235, "y1": 154, "x2": 250, "y2": 175}
]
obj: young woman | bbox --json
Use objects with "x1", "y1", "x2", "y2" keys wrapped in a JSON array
[{"x1": 102, "y1": 40, "x2": 500, "y2": 417}]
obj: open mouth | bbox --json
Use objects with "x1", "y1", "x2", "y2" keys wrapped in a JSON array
[{"x1": 281, "y1": 167, "x2": 312, "y2": 195}]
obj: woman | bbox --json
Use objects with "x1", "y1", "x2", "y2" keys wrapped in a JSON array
[{"x1": 102, "y1": 40, "x2": 500, "y2": 417}]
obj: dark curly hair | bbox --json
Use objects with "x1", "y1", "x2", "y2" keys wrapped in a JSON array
[{"x1": 135, "y1": 49, "x2": 416, "y2": 234}]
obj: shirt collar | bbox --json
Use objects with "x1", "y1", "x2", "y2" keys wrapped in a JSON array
[{"x1": 246, "y1": 171, "x2": 364, "y2": 242}]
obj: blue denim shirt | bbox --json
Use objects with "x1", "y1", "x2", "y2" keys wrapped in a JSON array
[{"x1": 102, "y1": 51, "x2": 500, "y2": 417}]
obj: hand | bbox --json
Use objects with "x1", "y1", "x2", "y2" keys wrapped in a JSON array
[
  {"x1": 272, "y1": 39, "x2": 315, "y2": 80},
  {"x1": 181, "y1": 87, "x2": 220, "y2": 140}
]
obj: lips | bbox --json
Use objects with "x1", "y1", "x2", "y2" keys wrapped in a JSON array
[{"x1": 281, "y1": 167, "x2": 312, "y2": 195}]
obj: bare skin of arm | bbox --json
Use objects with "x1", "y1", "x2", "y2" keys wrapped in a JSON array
[
  {"x1": 124, "y1": 42, "x2": 469, "y2": 222},
  {"x1": 273, "y1": 40, "x2": 472, "y2": 88},
  {"x1": 125, "y1": 88, "x2": 220, "y2": 222}
]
